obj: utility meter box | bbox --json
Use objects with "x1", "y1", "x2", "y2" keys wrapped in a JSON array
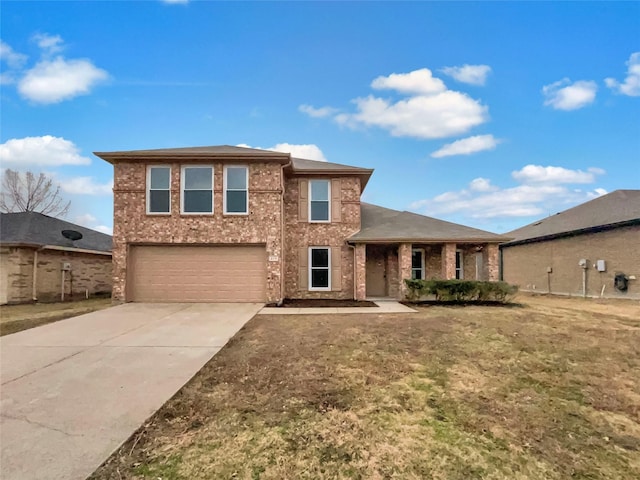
[
  {"x1": 61, "y1": 262, "x2": 71, "y2": 271},
  {"x1": 578, "y1": 259, "x2": 588, "y2": 268},
  {"x1": 596, "y1": 260, "x2": 606, "y2": 272}
]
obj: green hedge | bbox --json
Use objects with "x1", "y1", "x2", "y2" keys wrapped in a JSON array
[{"x1": 404, "y1": 279, "x2": 518, "y2": 303}]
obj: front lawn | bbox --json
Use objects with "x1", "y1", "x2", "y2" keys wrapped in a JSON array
[{"x1": 92, "y1": 295, "x2": 640, "y2": 479}]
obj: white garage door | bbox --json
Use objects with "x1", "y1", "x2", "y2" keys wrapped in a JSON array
[{"x1": 129, "y1": 245, "x2": 266, "y2": 303}]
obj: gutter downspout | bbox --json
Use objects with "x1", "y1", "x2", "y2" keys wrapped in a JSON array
[{"x1": 278, "y1": 157, "x2": 292, "y2": 307}]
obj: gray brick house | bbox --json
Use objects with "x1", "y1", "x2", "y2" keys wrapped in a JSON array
[{"x1": 96, "y1": 145, "x2": 508, "y2": 303}]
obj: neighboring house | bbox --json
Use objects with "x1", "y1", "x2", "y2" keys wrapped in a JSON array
[
  {"x1": 501, "y1": 190, "x2": 640, "y2": 299},
  {"x1": 0, "y1": 212, "x2": 113, "y2": 304},
  {"x1": 95, "y1": 145, "x2": 509, "y2": 303}
]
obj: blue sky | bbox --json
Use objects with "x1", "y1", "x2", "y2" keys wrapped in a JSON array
[{"x1": 1, "y1": 1, "x2": 638, "y2": 235}]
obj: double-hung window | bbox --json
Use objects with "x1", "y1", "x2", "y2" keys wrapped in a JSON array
[
  {"x1": 224, "y1": 165, "x2": 248, "y2": 214},
  {"x1": 309, "y1": 247, "x2": 330, "y2": 290},
  {"x1": 456, "y1": 250, "x2": 464, "y2": 279},
  {"x1": 309, "y1": 180, "x2": 330, "y2": 222},
  {"x1": 147, "y1": 166, "x2": 171, "y2": 214},
  {"x1": 412, "y1": 248, "x2": 425, "y2": 280},
  {"x1": 181, "y1": 166, "x2": 213, "y2": 214}
]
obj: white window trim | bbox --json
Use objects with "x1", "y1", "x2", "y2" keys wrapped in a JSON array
[
  {"x1": 146, "y1": 165, "x2": 171, "y2": 215},
  {"x1": 456, "y1": 250, "x2": 464, "y2": 279},
  {"x1": 411, "y1": 247, "x2": 425, "y2": 280},
  {"x1": 309, "y1": 179, "x2": 331, "y2": 223},
  {"x1": 223, "y1": 165, "x2": 249, "y2": 215},
  {"x1": 180, "y1": 165, "x2": 214, "y2": 215},
  {"x1": 309, "y1": 246, "x2": 331, "y2": 291}
]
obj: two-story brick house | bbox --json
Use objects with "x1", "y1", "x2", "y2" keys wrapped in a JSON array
[{"x1": 96, "y1": 145, "x2": 508, "y2": 303}]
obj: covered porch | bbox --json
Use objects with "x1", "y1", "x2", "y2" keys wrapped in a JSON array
[{"x1": 352, "y1": 242, "x2": 500, "y2": 300}]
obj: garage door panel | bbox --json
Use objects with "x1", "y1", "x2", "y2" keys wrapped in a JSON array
[{"x1": 129, "y1": 246, "x2": 266, "y2": 302}]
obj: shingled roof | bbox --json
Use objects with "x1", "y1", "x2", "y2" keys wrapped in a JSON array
[
  {"x1": 0, "y1": 212, "x2": 112, "y2": 253},
  {"x1": 503, "y1": 190, "x2": 640, "y2": 246},
  {"x1": 94, "y1": 145, "x2": 291, "y2": 163},
  {"x1": 289, "y1": 157, "x2": 374, "y2": 189},
  {"x1": 349, "y1": 203, "x2": 510, "y2": 243}
]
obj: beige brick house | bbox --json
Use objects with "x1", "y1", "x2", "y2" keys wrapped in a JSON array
[
  {"x1": 0, "y1": 212, "x2": 112, "y2": 304},
  {"x1": 96, "y1": 145, "x2": 508, "y2": 303},
  {"x1": 501, "y1": 190, "x2": 640, "y2": 299}
]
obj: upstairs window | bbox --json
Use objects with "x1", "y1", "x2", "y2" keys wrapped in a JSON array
[
  {"x1": 181, "y1": 166, "x2": 213, "y2": 214},
  {"x1": 147, "y1": 166, "x2": 171, "y2": 214},
  {"x1": 309, "y1": 247, "x2": 331, "y2": 290},
  {"x1": 224, "y1": 166, "x2": 248, "y2": 214},
  {"x1": 412, "y1": 248, "x2": 425, "y2": 280},
  {"x1": 309, "y1": 180, "x2": 330, "y2": 222}
]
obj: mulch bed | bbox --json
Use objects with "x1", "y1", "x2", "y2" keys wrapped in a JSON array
[{"x1": 269, "y1": 298, "x2": 378, "y2": 308}]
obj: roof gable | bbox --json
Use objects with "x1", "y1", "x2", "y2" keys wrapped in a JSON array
[
  {"x1": 0, "y1": 212, "x2": 112, "y2": 252},
  {"x1": 505, "y1": 190, "x2": 640, "y2": 244},
  {"x1": 350, "y1": 203, "x2": 509, "y2": 242}
]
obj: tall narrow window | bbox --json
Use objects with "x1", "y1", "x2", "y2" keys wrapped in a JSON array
[
  {"x1": 309, "y1": 247, "x2": 331, "y2": 290},
  {"x1": 224, "y1": 166, "x2": 248, "y2": 214},
  {"x1": 456, "y1": 250, "x2": 464, "y2": 279},
  {"x1": 412, "y1": 248, "x2": 425, "y2": 280},
  {"x1": 147, "y1": 166, "x2": 171, "y2": 214},
  {"x1": 182, "y1": 166, "x2": 213, "y2": 214},
  {"x1": 309, "y1": 180, "x2": 330, "y2": 222}
]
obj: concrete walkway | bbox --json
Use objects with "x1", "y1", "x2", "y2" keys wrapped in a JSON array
[
  {"x1": 0, "y1": 303, "x2": 261, "y2": 480},
  {"x1": 258, "y1": 300, "x2": 416, "y2": 315}
]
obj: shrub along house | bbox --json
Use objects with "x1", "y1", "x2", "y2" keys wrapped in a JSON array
[
  {"x1": 95, "y1": 145, "x2": 509, "y2": 303},
  {"x1": 0, "y1": 212, "x2": 112, "y2": 304}
]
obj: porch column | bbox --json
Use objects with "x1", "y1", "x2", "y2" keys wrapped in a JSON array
[
  {"x1": 398, "y1": 243, "x2": 412, "y2": 299},
  {"x1": 354, "y1": 243, "x2": 367, "y2": 300},
  {"x1": 442, "y1": 243, "x2": 457, "y2": 279},
  {"x1": 486, "y1": 243, "x2": 499, "y2": 281}
]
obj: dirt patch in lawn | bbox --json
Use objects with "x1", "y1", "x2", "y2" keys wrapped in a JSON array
[
  {"x1": 275, "y1": 298, "x2": 377, "y2": 308},
  {"x1": 91, "y1": 294, "x2": 640, "y2": 480},
  {"x1": 0, "y1": 297, "x2": 112, "y2": 336}
]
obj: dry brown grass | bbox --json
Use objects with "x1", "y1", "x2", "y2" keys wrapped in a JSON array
[
  {"x1": 0, "y1": 297, "x2": 111, "y2": 336},
  {"x1": 91, "y1": 294, "x2": 640, "y2": 480}
]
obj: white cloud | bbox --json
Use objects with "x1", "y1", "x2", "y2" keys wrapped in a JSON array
[
  {"x1": 0, "y1": 136, "x2": 92, "y2": 167},
  {"x1": 370, "y1": 68, "x2": 446, "y2": 95},
  {"x1": 542, "y1": 78, "x2": 597, "y2": 110},
  {"x1": 431, "y1": 134, "x2": 500, "y2": 158},
  {"x1": 75, "y1": 213, "x2": 97, "y2": 226},
  {"x1": 469, "y1": 177, "x2": 497, "y2": 192},
  {"x1": 299, "y1": 104, "x2": 338, "y2": 118},
  {"x1": 18, "y1": 56, "x2": 108, "y2": 104},
  {"x1": 0, "y1": 40, "x2": 28, "y2": 69},
  {"x1": 410, "y1": 166, "x2": 607, "y2": 220},
  {"x1": 605, "y1": 52, "x2": 640, "y2": 97},
  {"x1": 61, "y1": 177, "x2": 113, "y2": 195},
  {"x1": 93, "y1": 225, "x2": 113, "y2": 235},
  {"x1": 512, "y1": 165, "x2": 605, "y2": 184},
  {"x1": 237, "y1": 142, "x2": 327, "y2": 162},
  {"x1": 32, "y1": 33, "x2": 64, "y2": 55},
  {"x1": 440, "y1": 64, "x2": 492, "y2": 86}
]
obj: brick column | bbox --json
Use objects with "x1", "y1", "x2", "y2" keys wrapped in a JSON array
[
  {"x1": 442, "y1": 243, "x2": 457, "y2": 279},
  {"x1": 486, "y1": 243, "x2": 499, "y2": 281},
  {"x1": 398, "y1": 243, "x2": 412, "y2": 299},
  {"x1": 354, "y1": 243, "x2": 367, "y2": 300}
]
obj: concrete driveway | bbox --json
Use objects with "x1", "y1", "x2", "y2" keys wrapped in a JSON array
[{"x1": 0, "y1": 302, "x2": 261, "y2": 480}]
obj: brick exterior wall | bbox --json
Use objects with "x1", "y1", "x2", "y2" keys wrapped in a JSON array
[
  {"x1": 112, "y1": 161, "x2": 284, "y2": 303},
  {"x1": 283, "y1": 176, "x2": 361, "y2": 299},
  {"x1": 501, "y1": 224, "x2": 640, "y2": 299},
  {"x1": 0, "y1": 247, "x2": 112, "y2": 304},
  {"x1": 354, "y1": 244, "x2": 366, "y2": 300},
  {"x1": 398, "y1": 243, "x2": 412, "y2": 299}
]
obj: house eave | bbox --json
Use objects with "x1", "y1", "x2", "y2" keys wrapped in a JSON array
[
  {"x1": 0, "y1": 242, "x2": 112, "y2": 256},
  {"x1": 347, "y1": 237, "x2": 511, "y2": 244},
  {"x1": 94, "y1": 151, "x2": 291, "y2": 164}
]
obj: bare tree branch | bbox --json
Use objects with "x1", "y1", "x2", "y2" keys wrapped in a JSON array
[{"x1": 0, "y1": 169, "x2": 71, "y2": 218}]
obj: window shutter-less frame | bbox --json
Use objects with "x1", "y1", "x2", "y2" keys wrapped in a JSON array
[
  {"x1": 331, "y1": 246, "x2": 342, "y2": 291},
  {"x1": 299, "y1": 179, "x2": 308, "y2": 222},
  {"x1": 299, "y1": 247, "x2": 308, "y2": 290},
  {"x1": 331, "y1": 179, "x2": 341, "y2": 223}
]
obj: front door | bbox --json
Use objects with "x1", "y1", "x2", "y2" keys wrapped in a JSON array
[{"x1": 366, "y1": 252, "x2": 387, "y2": 297}]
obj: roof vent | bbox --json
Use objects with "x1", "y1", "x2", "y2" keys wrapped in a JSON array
[
  {"x1": 61, "y1": 230, "x2": 83, "y2": 242},
  {"x1": 533, "y1": 221, "x2": 542, "y2": 226}
]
